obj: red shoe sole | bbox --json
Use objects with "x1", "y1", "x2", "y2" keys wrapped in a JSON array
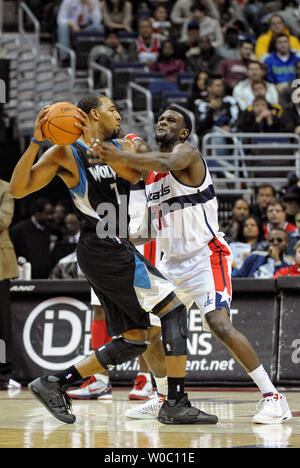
[{"x1": 128, "y1": 394, "x2": 151, "y2": 401}]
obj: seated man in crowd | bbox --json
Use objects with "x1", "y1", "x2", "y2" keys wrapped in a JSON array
[
  {"x1": 263, "y1": 33, "x2": 300, "y2": 89},
  {"x1": 233, "y1": 60, "x2": 279, "y2": 111},
  {"x1": 52, "y1": 213, "x2": 81, "y2": 267},
  {"x1": 185, "y1": 34, "x2": 223, "y2": 73},
  {"x1": 251, "y1": 183, "x2": 276, "y2": 225},
  {"x1": 9, "y1": 198, "x2": 59, "y2": 279},
  {"x1": 195, "y1": 75, "x2": 239, "y2": 138},
  {"x1": 237, "y1": 96, "x2": 282, "y2": 134},
  {"x1": 89, "y1": 31, "x2": 130, "y2": 71},
  {"x1": 218, "y1": 25, "x2": 240, "y2": 60},
  {"x1": 280, "y1": 80, "x2": 300, "y2": 135},
  {"x1": 57, "y1": 0, "x2": 104, "y2": 65},
  {"x1": 216, "y1": 39, "x2": 255, "y2": 93},
  {"x1": 221, "y1": 198, "x2": 250, "y2": 244},
  {"x1": 255, "y1": 13, "x2": 300, "y2": 60},
  {"x1": 264, "y1": 199, "x2": 297, "y2": 239},
  {"x1": 274, "y1": 240, "x2": 300, "y2": 278},
  {"x1": 180, "y1": 2, "x2": 223, "y2": 48},
  {"x1": 128, "y1": 17, "x2": 160, "y2": 66},
  {"x1": 232, "y1": 227, "x2": 293, "y2": 278}
]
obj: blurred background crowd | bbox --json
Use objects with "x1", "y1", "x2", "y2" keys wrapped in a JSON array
[{"x1": 1, "y1": 0, "x2": 300, "y2": 281}]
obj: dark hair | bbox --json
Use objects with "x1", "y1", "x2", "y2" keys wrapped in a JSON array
[
  {"x1": 34, "y1": 198, "x2": 52, "y2": 213},
  {"x1": 236, "y1": 215, "x2": 264, "y2": 243},
  {"x1": 247, "y1": 60, "x2": 263, "y2": 70},
  {"x1": 162, "y1": 104, "x2": 193, "y2": 138},
  {"x1": 253, "y1": 96, "x2": 268, "y2": 105},
  {"x1": 252, "y1": 79, "x2": 267, "y2": 89},
  {"x1": 257, "y1": 183, "x2": 276, "y2": 196},
  {"x1": 267, "y1": 198, "x2": 286, "y2": 211},
  {"x1": 207, "y1": 74, "x2": 223, "y2": 87},
  {"x1": 238, "y1": 39, "x2": 254, "y2": 48},
  {"x1": 269, "y1": 226, "x2": 288, "y2": 238},
  {"x1": 274, "y1": 32, "x2": 289, "y2": 45},
  {"x1": 191, "y1": 2, "x2": 206, "y2": 13},
  {"x1": 191, "y1": 70, "x2": 208, "y2": 94},
  {"x1": 105, "y1": 0, "x2": 125, "y2": 13},
  {"x1": 77, "y1": 94, "x2": 105, "y2": 114},
  {"x1": 157, "y1": 39, "x2": 176, "y2": 62},
  {"x1": 269, "y1": 14, "x2": 284, "y2": 26}
]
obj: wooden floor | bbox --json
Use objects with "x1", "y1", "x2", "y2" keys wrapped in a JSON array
[{"x1": 0, "y1": 387, "x2": 299, "y2": 449}]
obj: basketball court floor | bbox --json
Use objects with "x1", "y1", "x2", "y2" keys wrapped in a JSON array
[{"x1": 0, "y1": 387, "x2": 299, "y2": 449}]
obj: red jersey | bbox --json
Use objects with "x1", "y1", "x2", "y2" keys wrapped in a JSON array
[
  {"x1": 274, "y1": 264, "x2": 300, "y2": 278},
  {"x1": 263, "y1": 222, "x2": 297, "y2": 239}
]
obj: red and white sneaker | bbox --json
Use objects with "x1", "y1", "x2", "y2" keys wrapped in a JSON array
[
  {"x1": 125, "y1": 393, "x2": 166, "y2": 419},
  {"x1": 128, "y1": 374, "x2": 153, "y2": 400},
  {"x1": 67, "y1": 375, "x2": 112, "y2": 400},
  {"x1": 252, "y1": 393, "x2": 292, "y2": 424}
]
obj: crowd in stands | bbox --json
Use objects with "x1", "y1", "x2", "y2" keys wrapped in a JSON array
[
  {"x1": 19, "y1": 1, "x2": 300, "y2": 141},
  {"x1": 4, "y1": 0, "x2": 300, "y2": 280}
]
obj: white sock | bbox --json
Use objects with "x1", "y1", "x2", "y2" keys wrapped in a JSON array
[
  {"x1": 248, "y1": 365, "x2": 277, "y2": 395},
  {"x1": 154, "y1": 376, "x2": 168, "y2": 396},
  {"x1": 94, "y1": 373, "x2": 109, "y2": 384},
  {"x1": 137, "y1": 372, "x2": 151, "y2": 381}
]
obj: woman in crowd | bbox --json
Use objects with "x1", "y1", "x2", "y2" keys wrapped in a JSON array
[
  {"x1": 150, "y1": 39, "x2": 185, "y2": 81},
  {"x1": 230, "y1": 215, "x2": 267, "y2": 269},
  {"x1": 102, "y1": 0, "x2": 133, "y2": 32},
  {"x1": 187, "y1": 71, "x2": 209, "y2": 111}
]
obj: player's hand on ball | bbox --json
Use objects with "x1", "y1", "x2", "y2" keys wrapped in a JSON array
[{"x1": 33, "y1": 106, "x2": 50, "y2": 142}]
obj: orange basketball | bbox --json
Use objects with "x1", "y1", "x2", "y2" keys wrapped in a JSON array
[{"x1": 42, "y1": 101, "x2": 82, "y2": 145}]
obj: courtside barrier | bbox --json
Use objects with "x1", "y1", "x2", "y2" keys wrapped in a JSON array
[{"x1": 8, "y1": 278, "x2": 298, "y2": 386}]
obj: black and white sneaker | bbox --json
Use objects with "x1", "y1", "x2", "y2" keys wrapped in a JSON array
[
  {"x1": 28, "y1": 376, "x2": 76, "y2": 424},
  {"x1": 158, "y1": 393, "x2": 218, "y2": 425}
]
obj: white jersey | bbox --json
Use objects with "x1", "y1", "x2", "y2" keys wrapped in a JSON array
[{"x1": 144, "y1": 154, "x2": 223, "y2": 258}]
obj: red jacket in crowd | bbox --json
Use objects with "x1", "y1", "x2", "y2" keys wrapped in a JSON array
[{"x1": 274, "y1": 264, "x2": 300, "y2": 278}]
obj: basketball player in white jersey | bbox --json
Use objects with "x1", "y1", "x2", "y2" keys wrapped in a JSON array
[{"x1": 96, "y1": 104, "x2": 292, "y2": 425}]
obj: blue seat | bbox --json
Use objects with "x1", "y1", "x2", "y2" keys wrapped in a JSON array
[
  {"x1": 149, "y1": 81, "x2": 179, "y2": 96},
  {"x1": 132, "y1": 72, "x2": 165, "y2": 85},
  {"x1": 177, "y1": 72, "x2": 195, "y2": 92},
  {"x1": 161, "y1": 91, "x2": 189, "y2": 107},
  {"x1": 112, "y1": 63, "x2": 145, "y2": 100},
  {"x1": 112, "y1": 62, "x2": 145, "y2": 72}
]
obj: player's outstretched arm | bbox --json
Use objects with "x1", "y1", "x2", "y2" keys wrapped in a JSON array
[
  {"x1": 10, "y1": 107, "x2": 64, "y2": 198},
  {"x1": 100, "y1": 142, "x2": 200, "y2": 172},
  {"x1": 88, "y1": 138, "x2": 142, "y2": 184}
]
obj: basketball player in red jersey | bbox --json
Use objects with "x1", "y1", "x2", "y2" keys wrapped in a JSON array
[{"x1": 97, "y1": 104, "x2": 292, "y2": 425}]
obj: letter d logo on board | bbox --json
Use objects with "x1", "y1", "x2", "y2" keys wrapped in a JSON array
[{"x1": 23, "y1": 297, "x2": 92, "y2": 370}]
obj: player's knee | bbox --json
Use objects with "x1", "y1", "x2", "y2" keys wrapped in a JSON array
[
  {"x1": 123, "y1": 328, "x2": 149, "y2": 343},
  {"x1": 95, "y1": 337, "x2": 148, "y2": 370},
  {"x1": 206, "y1": 310, "x2": 234, "y2": 343},
  {"x1": 148, "y1": 325, "x2": 162, "y2": 343},
  {"x1": 93, "y1": 305, "x2": 105, "y2": 321},
  {"x1": 160, "y1": 303, "x2": 188, "y2": 356}
]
